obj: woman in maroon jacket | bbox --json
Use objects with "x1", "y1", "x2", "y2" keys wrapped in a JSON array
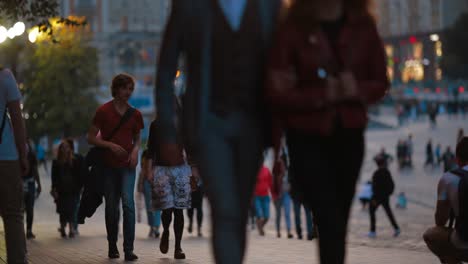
[{"x1": 266, "y1": 0, "x2": 388, "y2": 263}]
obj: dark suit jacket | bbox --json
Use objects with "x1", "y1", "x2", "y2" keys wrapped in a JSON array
[{"x1": 155, "y1": 0, "x2": 282, "y2": 154}]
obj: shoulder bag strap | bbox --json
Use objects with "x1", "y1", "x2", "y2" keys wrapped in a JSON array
[
  {"x1": 0, "y1": 106, "x2": 7, "y2": 144},
  {"x1": 103, "y1": 107, "x2": 136, "y2": 141}
]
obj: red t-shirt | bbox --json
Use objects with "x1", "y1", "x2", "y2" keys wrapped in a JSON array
[
  {"x1": 92, "y1": 101, "x2": 144, "y2": 168},
  {"x1": 255, "y1": 166, "x2": 273, "y2": 197}
]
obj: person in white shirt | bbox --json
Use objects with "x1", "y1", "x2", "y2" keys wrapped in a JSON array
[
  {"x1": 424, "y1": 137, "x2": 468, "y2": 264},
  {"x1": 0, "y1": 68, "x2": 29, "y2": 264}
]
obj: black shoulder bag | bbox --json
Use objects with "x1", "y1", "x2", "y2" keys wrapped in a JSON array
[
  {"x1": 0, "y1": 106, "x2": 7, "y2": 144},
  {"x1": 86, "y1": 107, "x2": 136, "y2": 167}
]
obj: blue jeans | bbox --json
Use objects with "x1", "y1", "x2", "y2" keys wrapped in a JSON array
[
  {"x1": 274, "y1": 192, "x2": 292, "y2": 233},
  {"x1": 103, "y1": 167, "x2": 136, "y2": 252},
  {"x1": 293, "y1": 199, "x2": 313, "y2": 237},
  {"x1": 255, "y1": 196, "x2": 270, "y2": 219},
  {"x1": 143, "y1": 180, "x2": 161, "y2": 228}
]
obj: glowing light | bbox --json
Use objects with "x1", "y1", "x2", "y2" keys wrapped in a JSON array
[
  {"x1": 7, "y1": 28, "x2": 16, "y2": 39},
  {"x1": 13, "y1": 22, "x2": 25, "y2": 36},
  {"x1": 430, "y1": 34, "x2": 439, "y2": 42},
  {"x1": 409, "y1": 36, "x2": 417, "y2": 44},
  {"x1": 0, "y1": 26, "x2": 7, "y2": 43},
  {"x1": 28, "y1": 27, "x2": 39, "y2": 43},
  {"x1": 459, "y1": 86, "x2": 465, "y2": 93}
]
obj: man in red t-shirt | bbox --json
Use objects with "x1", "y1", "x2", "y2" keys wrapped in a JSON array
[{"x1": 87, "y1": 73, "x2": 144, "y2": 261}]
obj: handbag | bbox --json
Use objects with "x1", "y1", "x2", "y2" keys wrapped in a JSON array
[
  {"x1": 0, "y1": 106, "x2": 7, "y2": 144},
  {"x1": 86, "y1": 107, "x2": 136, "y2": 167}
]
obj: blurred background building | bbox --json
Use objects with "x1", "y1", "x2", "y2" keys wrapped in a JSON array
[
  {"x1": 58, "y1": 0, "x2": 171, "y2": 138},
  {"x1": 376, "y1": 0, "x2": 468, "y2": 84}
]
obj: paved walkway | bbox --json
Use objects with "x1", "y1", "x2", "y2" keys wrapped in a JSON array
[{"x1": 1, "y1": 115, "x2": 467, "y2": 263}]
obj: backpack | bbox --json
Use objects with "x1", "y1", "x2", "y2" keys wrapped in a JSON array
[{"x1": 450, "y1": 168, "x2": 468, "y2": 242}]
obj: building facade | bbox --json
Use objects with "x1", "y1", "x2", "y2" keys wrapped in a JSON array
[
  {"x1": 59, "y1": 0, "x2": 171, "y2": 138},
  {"x1": 375, "y1": 0, "x2": 468, "y2": 84}
]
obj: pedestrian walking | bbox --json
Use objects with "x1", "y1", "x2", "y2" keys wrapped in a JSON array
[
  {"x1": 265, "y1": 0, "x2": 388, "y2": 262},
  {"x1": 0, "y1": 67, "x2": 29, "y2": 264},
  {"x1": 87, "y1": 73, "x2": 144, "y2": 261},
  {"x1": 374, "y1": 148, "x2": 393, "y2": 168},
  {"x1": 137, "y1": 150, "x2": 161, "y2": 238},
  {"x1": 51, "y1": 140, "x2": 84, "y2": 238},
  {"x1": 368, "y1": 157, "x2": 400, "y2": 238},
  {"x1": 425, "y1": 139, "x2": 434, "y2": 168},
  {"x1": 155, "y1": 0, "x2": 283, "y2": 262},
  {"x1": 435, "y1": 143, "x2": 442, "y2": 167},
  {"x1": 272, "y1": 157, "x2": 293, "y2": 239},
  {"x1": 254, "y1": 165, "x2": 273, "y2": 236},
  {"x1": 66, "y1": 138, "x2": 85, "y2": 236},
  {"x1": 146, "y1": 97, "x2": 191, "y2": 259},
  {"x1": 442, "y1": 146, "x2": 457, "y2": 172},
  {"x1": 24, "y1": 140, "x2": 42, "y2": 240},
  {"x1": 187, "y1": 166, "x2": 204, "y2": 237},
  {"x1": 36, "y1": 143, "x2": 49, "y2": 175}
]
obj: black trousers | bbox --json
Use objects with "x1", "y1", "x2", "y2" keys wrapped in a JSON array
[
  {"x1": 187, "y1": 190, "x2": 204, "y2": 229},
  {"x1": 369, "y1": 197, "x2": 400, "y2": 232},
  {"x1": 23, "y1": 182, "x2": 35, "y2": 231},
  {"x1": 287, "y1": 127, "x2": 364, "y2": 264}
]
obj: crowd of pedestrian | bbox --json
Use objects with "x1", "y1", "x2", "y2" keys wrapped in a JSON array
[{"x1": 4, "y1": 0, "x2": 467, "y2": 264}]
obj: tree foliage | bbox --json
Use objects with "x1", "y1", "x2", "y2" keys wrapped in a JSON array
[
  {"x1": 0, "y1": 0, "x2": 86, "y2": 41},
  {"x1": 22, "y1": 17, "x2": 99, "y2": 139},
  {"x1": 441, "y1": 13, "x2": 468, "y2": 79}
]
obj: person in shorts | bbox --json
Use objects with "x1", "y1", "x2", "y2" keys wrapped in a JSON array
[{"x1": 145, "y1": 97, "x2": 190, "y2": 259}]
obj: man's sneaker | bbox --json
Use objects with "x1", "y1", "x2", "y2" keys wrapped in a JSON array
[
  {"x1": 307, "y1": 233, "x2": 316, "y2": 241},
  {"x1": 148, "y1": 227, "x2": 154, "y2": 238},
  {"x1": 394, "y1": 229, "x2": 401, "y2": 237},
  {"x1": 187, "y1": 224, "x2": 193, "y2": 234},
  {"x1": 124, "y1": 252, "x2": 138, "y2": 261},
  {"x1": 368, "y1": 231, "x2": 377, "y2": 238},
  {"x1": 287, "y1": 233, "x2": 294, "y2": 239}
]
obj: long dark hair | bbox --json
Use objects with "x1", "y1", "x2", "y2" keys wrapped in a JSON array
[{"x1": 287, "y1": 0, "x2": 374, "y2": 28}]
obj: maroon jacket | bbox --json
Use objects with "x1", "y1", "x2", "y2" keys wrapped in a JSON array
[{"x1": 265, "y1": 14, "x2": 389, "y2": 141}]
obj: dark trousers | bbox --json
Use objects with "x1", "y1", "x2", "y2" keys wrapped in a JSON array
[
  {"x1": 292, "y1": 199, "x2": 313, "y2": 237},
  {"x1": 287, "y1": 127, "x2": 364, "y2": 264},
  {"x1": 23, "y1": 182, "x2": 35, "y2": 231},
  {"x1": 0, "y1": 161, "x2": 27, "y2": 264},
  {"x1": 198, "y1": 112, "x2": 264, "y2": 264},
  {"x1": 187, "y1": 190, "x2": 203, "y2": 229},
  {"x1": 369, "y1": 197, "x2": 400, "y2": 232},
  {"x1": 103, "y1": 167, "x2": 136, "y2": 253}
]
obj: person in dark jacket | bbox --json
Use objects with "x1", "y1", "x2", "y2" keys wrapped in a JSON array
[
  {"x1": 51, "y1": 140, "x2": 84, "y2": 238},
  {"x1": 368, "y1": 157, "x2": 400, "y2": 238},
  {"x1": 266, "y1": 0, "x2": 388, "y2": 263},
  {"x1": 425, "y1": 139, "x2": 434, "y2": 168}
]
